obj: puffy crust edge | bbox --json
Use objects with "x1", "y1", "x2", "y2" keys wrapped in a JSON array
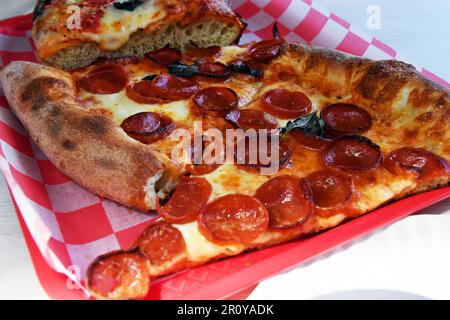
[
  {"x1": 0, "y1": 61, "x2": 180, "y2": 212},
  {"x1": 281, "y1": 43, "x2": 450, "y2": 170}
]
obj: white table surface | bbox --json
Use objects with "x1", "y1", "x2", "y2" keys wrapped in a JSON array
[{"x1": 0, "y1": 0, "x2": 449, "y2": 300}]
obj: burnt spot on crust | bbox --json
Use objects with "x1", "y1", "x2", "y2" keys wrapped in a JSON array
[
  {"x1": 21, "y1": 77, "x2": 69, "y2": 103},
  {"x1": 95, "y1": 157, "x2": 118, "y2": 170},
  {"x1": 31, "y1": 96, "x2": 63, "y2": 115},
  {"x1": 416, "y1": 112, "x2": 434, "y2": 122},
  {"x1": 357, "y1": 60, "x2": 416, "y2": 104},
  {"x1": 47, "y1": 119, "x2": 62, "y2": 137},
  {"x1": 62, "y1": 139, "x2": 76, "y2": 150},
  {"x1": 79, "y1": 115, "x2": 109, "y2": 136}
]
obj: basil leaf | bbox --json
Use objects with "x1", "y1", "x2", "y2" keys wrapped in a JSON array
[
  {"x1": 33, "y1": 0, "x2": 49, "y2": 21},
  {"x1": 280, "y1": 112, "x2": 327, "y2": 138},
  {"x1": 227, "y1": 62, "x2": 263, "y2": 78},
  {"x1": 113, "y1": 0, "x2": 144, "y2": 11},
  {"x1": 142, "y1": 74, "x2": 158, "y2": 81},
  {"x1": 167, "y1": 62, "x2": 199, "y2": 78},
  {"x1": 272, "y1": 22, "x2": 280, "y2": 40}
]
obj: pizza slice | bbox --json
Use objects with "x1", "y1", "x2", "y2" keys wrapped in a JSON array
[
  {"x1": 1, "y1": 37, "x2": 449, "y2": 300},
  {"x1": 32, "y1": 0, "x2": 246, "y2": 70}
]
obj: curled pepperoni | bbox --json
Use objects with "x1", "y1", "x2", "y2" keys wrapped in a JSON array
[
  {"x1": 186, "y1": 136, "x2": 223, "y2": 175},
  {"x1": 290, "y1": 128, "x2": 331, "y2": 151},
  {"x1": 321, "y1": 103, "x2": 372, "y2": 137},
  {"x1": 255, "y1": 175, "x2": 313, "y2": 229},
  {"x1": 322, "y1": 135, "x2": 382, "y2": 171},
  {"x1": 146, "y1": 47, "x2": 182, "y2": 65},
  {"x1": 120, "y1": 112, "x2": 175, "y2": 144},
  {"x1": 126, "y1": 80, "x2": 167, "y2": 104},
  {"x1": 226, "y1": 109, "x2": 278, "y2": 130},
  {"x1": 137, "y1": 221, "x2": 186, "y2": 266},
  {"x1": 78, "y1": 64, "x2": 128, "y2": 94},
  {"x1": 152, "y1": 74, "x2": 199, "y2": 101},
  {"x1": 384, "y1": 147, "x2": 450, "y2": 181},
  {"x1": 184, "y1": 46, "x2": 221, "y2": 62},
  {"x1": 193, "y1": 87, "x2": 238, "y2": 117},
  {"x1": 235, "y1": 133, "x2": 291, "y2": 173},
  {"x1": 196, "y1": 62, "x2": 231, "y2": 78},
  {"x1": 262, "y1": 89, "x2": 312, "y2": 119},
  {"x1": 87, "y1": 251, "x2": 149, "y2": 300},
  {"x1": 305, "y1": 170, "x2": 355, "y2": 217},
  {"x1": 248, "y1": 39, "x2": 282, "y2": 63},
  {"x1": 199, "y1": 194, "x2": 269, "y2": 244},
  {"x1": 158, "y1": 176, "x2": 212, "y2": 224}
]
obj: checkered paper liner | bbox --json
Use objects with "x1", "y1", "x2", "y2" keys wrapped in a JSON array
[{"x1": 0, "y1": 0, "x2": 448, "y2": 299}]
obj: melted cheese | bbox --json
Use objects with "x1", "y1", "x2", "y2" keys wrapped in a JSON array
[
  {"x1": 173, "y1": 222, "x2": 244, "y2": 262},
  {"x1": 85, "y1": 1, "x2": 166, "y2": 51},
  {"x1": 81, "y1": 91, "x2": 192, "y2": 125},
  {"x1": 202, "y1": 164, "x2": 269, "y2": 200}
]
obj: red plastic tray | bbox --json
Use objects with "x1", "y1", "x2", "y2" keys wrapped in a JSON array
[
  {"x1": 10, "y1": 185, "x2": 450, "y2": 299},
  {"x1": 1, "y1": 6, "x2": 449, "y2": 300}
]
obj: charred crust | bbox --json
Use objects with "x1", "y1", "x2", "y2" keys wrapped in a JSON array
[
  {"x1": 416, "y1": 112, "x2": 434, "y2": 122},
  {"x1": 79, "y1": 114, "x2": 109, "y2": 136},
  {"x1": 47, "y1": 119, "x2": 62, "y2": 137},
  {"x1": 95, "y1": 157, "x2": 119, "y2": 170},
  {"x1": 21, "y1": 77, "x2": 68, "y2": 102},
  {"x1": 62, "y1": 139, "x2": 76, "y2": 150}
]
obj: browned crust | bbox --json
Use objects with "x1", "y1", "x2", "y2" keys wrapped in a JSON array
[
  {"x1": 0, "y1": 61, "x2": 180, "y2": 212},
  {"x1": 201, "y1": 0, "x2": 247, "y2": 43}
]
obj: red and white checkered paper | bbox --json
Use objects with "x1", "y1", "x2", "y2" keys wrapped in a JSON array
[{"x1": 0, "y1": 0, "x2": 448, "y2": 299}]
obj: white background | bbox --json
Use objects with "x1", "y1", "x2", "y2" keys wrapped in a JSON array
[{"x1": 0, "y1": 0, "x2": 449, "y2": 299}]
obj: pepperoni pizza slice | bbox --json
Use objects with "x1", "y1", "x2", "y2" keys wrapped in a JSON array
[{"x1": 1, "y1": 37, "x2": 449, "y2": 300}]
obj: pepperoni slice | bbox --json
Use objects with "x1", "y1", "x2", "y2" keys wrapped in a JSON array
[
  {"x1": 305, "y1": 170, "x2": 355, "y2": 217},
  {"x1": 248, "y1": 39, "x2": 282, "y2": 63},
  {"x1": 186, "y1": 136, "x2": 223, "y2": 175},
  {"x1": 184, "y1": 46, "x2": 221, "y2": 62},
  {"x1": 146, "y1": 47, "x2": 182, "y2": 65},
  {"x1": 186, "y1": 163, "x2": 220, "y2": 176},
  {"x1": 199, "y1": 194, "x2": 269, "y2": 244},
  {"x1": 384, "y1": 147, "x2": 450, "y2": 181},
  {"x1": 151, "y1": 74, "x2": 199, "y2": 101},
  {"x1": 321, "y1": 103, "x2": 372, "y2": 137},
  {"x1": 226, "y1": 109, "x2": 278, "y2": 130},
  {"x1": 87, "y1": 251, "x2": 149, "y2": 300},
  {"x1": 158, "y1": 176, "x2": 212, "y2": 224},
  {"x1": 236, "y1": 133, "x2": 291, "y2": 173},
  {"x1": 78, "y1": 64, "x2": 128, "y2": 94},
  {"x1": 322, "y1": 135, "x2": 382, "y2": 171},
  {"x1": 137, "y1": 221, "x2": 186, "y2": 266},
  {"x1": 255, "y1": 175, "x2": 313, "y2": 229},
  {"x1": 196, "y1": 62, "x2": 231, "y2": 78},
  {"x1": 193, "y1": 87, "x2": 238, "y2": 117},
  {"x1": 290, "y1": 128, "x2": 331, "y2": 151},
  {"x1": 262, "y1": 89, "x2": 312, "y2": 119},
  {"x1": 120, "y1": 112, "x2": 175, "y2": 144},
  {"x1": 126, "y1": 80, "x2": 168, "y2": 104}
]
